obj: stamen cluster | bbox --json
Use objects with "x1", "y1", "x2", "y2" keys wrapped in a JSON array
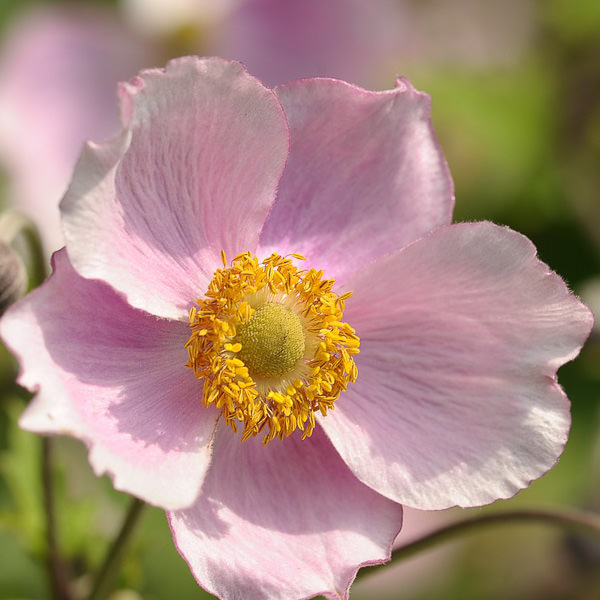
[{"x1": 185, "y1": 252, "x2": 359, "y2": 444}]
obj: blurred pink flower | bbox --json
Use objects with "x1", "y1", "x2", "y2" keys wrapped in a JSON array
[
  {"x1": 121, "y1": 0, "x2": 400, "y2": 88},
  {"x1": 0, "y1": 57, "x2": 592, "y2": 599},
  {"x1": 0, "y1": 0, "x2": 537, "y2": 256},
  {"x1": 123, "y1": 0, "x2": 536, "y2": 87},
  {"x1": 0, "y1": 6, "x2": 154, "y2": 252},
  {"x1": 212, "y1": 0, "x2": 400, "y2": 87}
]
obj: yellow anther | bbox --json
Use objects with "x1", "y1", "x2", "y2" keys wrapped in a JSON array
[{"x1": 224, "y1": 342, "x2": 242, "y2": 353}]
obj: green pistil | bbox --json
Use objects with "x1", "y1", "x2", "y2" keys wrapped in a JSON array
[{"x1": 236, "y1": 303, "x2": 305, "y2": 377}]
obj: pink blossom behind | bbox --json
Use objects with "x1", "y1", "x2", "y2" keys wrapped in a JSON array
[
  {"x1": 214, "y1": 0, "x2": 401, "y2": 87},
  {"x1": 0, "y1": 6, "x2": 153, "y2": 252},
  {"x1": 124, "y1": 0, "x2": 536, "y2": 88},
  {"x1": 0, "y1": 0, "x2": 538, "y2": 258}
]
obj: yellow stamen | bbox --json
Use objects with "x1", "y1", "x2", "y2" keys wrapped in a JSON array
[{"x1": 185, "y1": 252, "x2": 359, "y2": 444}]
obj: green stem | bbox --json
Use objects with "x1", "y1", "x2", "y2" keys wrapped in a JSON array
[
  {"x1": 41, "y1": 437, "x2": 72, "y2": 600},
  {"x1": 87, "y1": 498, "x2": 146, "y2": 600},
  {"x1": 3, "y1": 212, "x2": 58, "y2": 594},
  {"x1": 362, "y1": 507, "x2": 600, "y2": 580}
]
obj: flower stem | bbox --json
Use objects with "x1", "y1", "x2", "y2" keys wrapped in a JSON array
[
  {"x1": 363, "y1": 507, "x2": 600, "y2": 580},
  {"x1": 87, "y1": 498, "x2": 146, "y2": 600},
  {"x1": 4, "y1": 213, "x2": 61, "y2": 595},
  {"x1": 41, "y1": 437, "x2": 72, "y2": 600}
]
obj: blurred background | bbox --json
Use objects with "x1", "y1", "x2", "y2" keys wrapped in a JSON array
[{"x1": 0, "y1": 0, "x2": 599, "y2": 599}]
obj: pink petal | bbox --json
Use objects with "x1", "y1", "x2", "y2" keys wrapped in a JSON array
[
  {"x1": 1, "y1": 249, "x2": 217, "y2": 510},
  {"x1": 0, "y1": 5, "x2": 152, "y2": 253},
  {"x1": 169, "y1": 425, "x2": 402, "y2": 600},
  {"x1": 258, "y1": 77, "x2": 453, "y2": 283},
  {"x1": 61, "y1": 56, "x2": 289, "y2": 320},
  {"x1": 319, "y1": 222, "x2": 593, "y2": 509}
]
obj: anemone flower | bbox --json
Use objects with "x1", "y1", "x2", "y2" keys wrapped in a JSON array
[{"x1": 0, "y1": 57, "x2": 592, "y2": 600}]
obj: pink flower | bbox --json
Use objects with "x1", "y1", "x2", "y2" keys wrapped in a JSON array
[{"x1": 0, "y1": 57, "x2": 592, "y2": 600}]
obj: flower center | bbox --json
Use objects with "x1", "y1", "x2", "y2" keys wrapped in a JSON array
[
  {"x1": 185, "y1": 251, "x2": 359, "y2": 444},
  {"x1": 235, "y1": 303, "x2": 305, "y2": 378}
]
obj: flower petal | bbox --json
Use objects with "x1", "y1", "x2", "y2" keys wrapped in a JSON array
[
  {"x1": 1, "y1": 249, "x2": 218, "y2": 510},
  {"x1": 258, "y1": 76, "x2": 453, "y2": 283},
  {"x1": 319, "y1": 222, "x2": 593, "y2": 509},
  {"x1": 169, "y1": 425, "x2": 402, "y2": 600},
  {"x1": 61, "y1": 56, "x2": 289, "y2": 320}
]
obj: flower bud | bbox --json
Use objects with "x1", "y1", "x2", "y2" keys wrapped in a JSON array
[{"x1": 0, "y1": 241, "x2": 26, "y2": 315}]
